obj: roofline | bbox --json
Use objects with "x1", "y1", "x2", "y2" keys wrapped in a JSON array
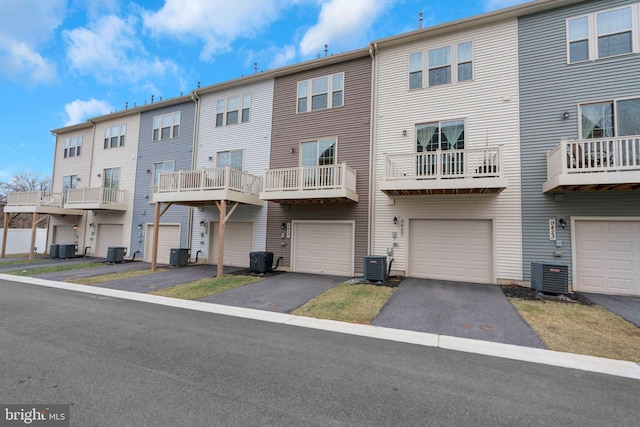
[{"x1": 370, "y1": 0, "x2": 585, "y2": 49}]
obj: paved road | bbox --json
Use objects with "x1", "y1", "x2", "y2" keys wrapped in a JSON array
[{"x1": 1, "y1": 279, "x2": 638, "y2": 427}]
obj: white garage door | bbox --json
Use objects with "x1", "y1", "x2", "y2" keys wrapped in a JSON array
[
  {"x1": 52, "y1": 226, "x2": 74, "y2": 244},
  {"x1": 409, "y1": 219, "x2": 493, "y2": 284},
  {"x1": 574, "y1": 220, "x2": 640, "y2": 296},
  {"x1": 210, "y1": 222, "x2": 253, "y2": 267},
  {"x1": 96, "y1": 224, "x2": 124, "y2": 258},
  {"x1": 293, "y1": 222, "x2": 354, "y2": 277},
  {"x1": 144, "y1": 224, "x2": 181, "y2": 264}
]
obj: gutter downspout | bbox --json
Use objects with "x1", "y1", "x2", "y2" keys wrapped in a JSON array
[
  {"x1": 186, "y1": 91, "x2": 201, "y2": 254},
  {"x1": 367, "y1": 43, "x2": 378, "y2": 257},
  {"x1": 85, "y1": 119, "x2": 97, "y2": 254}
]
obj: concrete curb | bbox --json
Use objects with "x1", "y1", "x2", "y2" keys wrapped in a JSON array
[{"x1": 3, "y1": 273, "x2": 639, "y2": 380}]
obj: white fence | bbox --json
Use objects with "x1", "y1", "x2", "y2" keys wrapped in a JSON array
[{"x1": 0, "y1": 229, "x2": 48, "y2": 254}]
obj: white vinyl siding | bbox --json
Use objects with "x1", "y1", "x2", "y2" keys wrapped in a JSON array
[{"x1": 292, "y1": 222, "x2": 354, "y2": 276}]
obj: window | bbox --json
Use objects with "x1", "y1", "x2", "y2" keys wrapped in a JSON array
[
  {"x1": 62, "y1": 175, "x2": 77, "y2": 193},
  {"x1": 567, "y1": 4, "x2": 639, "y2": 63},
  {"x1": 152, "y1": 161, "x2": 174, "y2": 185},
  {"x1": 216, "y1": 94, "x2": 251, "y2": 126},
  {"x1": 416, "y1": 120, "x2": 465, "y2": 176},
  {"x1": 581, "y1": 98, "x2": 640, "y2": 138},
  {"x1": 104, "y1": 124, "x2": 126, "y2": 149},
  {"x1": 297, "y1": 73, "x2": 344, "y2": 113},
  {"x1": 103, "y1": 167, "x2": 120, "y2": 189},
  {"x1": 217, "y1": 150, "x2": 243, "y2": 171},
  {"x1": 63, "y1": 135, "x2": 82, "y2": 158},
  {"x1": 409, "y1": 41, "x2": 472, "y2": 89},
  {"x1": 153, "y1": 112, "x2": 180, "y2": 141},
  {"x1": 428, "y1": 47, "x2": 451, "y2": 86},
  {"x1": 300, "y1": 139, "x2": 336, "y2": 186}
]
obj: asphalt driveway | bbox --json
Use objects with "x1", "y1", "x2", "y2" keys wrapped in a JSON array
[
  {"x1": 200, "y1": 272, "x2": 347, "y2": 313},
  {"x1": 581, "y1": 293, "x2": 640, "y2": 328},
  {"x1": 372, "y1": 278, "x2": 546, "y2": 348}
]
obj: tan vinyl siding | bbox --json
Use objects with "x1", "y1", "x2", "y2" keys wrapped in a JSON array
[{"x1": 267, "y1": 55, "x2": 372, "y2": 274}]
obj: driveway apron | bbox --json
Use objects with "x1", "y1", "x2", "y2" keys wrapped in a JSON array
[
  {"x1": 372, "y1": 278, "x2": 546, "y2": 348},
  {"x1": 200, "y1": 272, "x2": 347, "y2": 313},
  {"x1": 581, "y1": 293, "x2": 640, "y2": 328}
]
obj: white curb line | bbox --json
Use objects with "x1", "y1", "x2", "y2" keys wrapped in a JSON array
[{"x1": 2, "y1": 273, "x2": 639, "y2": 380}]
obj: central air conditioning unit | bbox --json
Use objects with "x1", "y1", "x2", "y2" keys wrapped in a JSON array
[
  {"x1": 250, "y1": 251, "x2": 274, "y2": 274},
  {"x1": 531, "y1": 262, "x2": 569, "y2": 294},
  {"x1": 170, "y1": 248, "x2": 190, "y2": 267},
  {"x1": 363, "y1": 256, "x2": 388, "y2": 282},
  {"x1": 106, "y1": 246, "x2": 126, "y2": 263},
  {"x1": 59, "y1": 244, "x2": 77, "y2": 259}
]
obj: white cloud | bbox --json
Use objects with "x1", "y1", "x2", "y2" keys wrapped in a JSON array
[
  {"x1": 142, "y1": 0, "x2": 286, "y2": 60},
  {"x1": 299, "y1": 0, "x2": 391, "y2": 56},
  {"x1": 268, "y1": 45, "x2": 297, "y2": 69},
  {"x1": 64, "y1": 98, "x2": 114, "y2": 126},
  {"x1": 483, "y1": 0, "x2": 529, "y2": 12},
  {"x1": 64, "y1": 15, "x2": 179, "y2": 85},
  {"x1": 0, "y1": 0, "x2": 65, "y2": 85}
]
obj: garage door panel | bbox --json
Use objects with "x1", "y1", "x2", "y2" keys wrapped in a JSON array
[
  {"x1": 96, "y1": 224, "x2": 123, "y2": 258},
  {"x1": 210, "y1": 222, "x2": 253, "y2": 267},
  {"x1": 53, "y1": 226, "x2": 74, "y2": 244},
  {"x1": 293, "y1": 222, "x2": 353, "y2": 276},
  {"x1": 409, "y1": 219, "x2": 493, "y2": 284},
  {"x1": 575, "y1": 220, "x2": 639, "y2": 296},
  {"x1": 144, "y1": 224, "x2": 181, "y2": 264}
]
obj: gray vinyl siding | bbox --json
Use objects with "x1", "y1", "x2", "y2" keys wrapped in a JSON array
[
  {"x1": 267, "y1": 55, "x2": 372, "y2": 273},
  {"x1": 131, "y1": 100, "x2": 196, "y2": 258},
  {"x1": 518, "y1": 0, "x2": 640, "y2": 283}
]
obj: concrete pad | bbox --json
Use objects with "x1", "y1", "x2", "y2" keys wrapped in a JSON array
[
  {"x1": 372, "y1": 277, "x2": 546, "y2": 348},
  {"x1": 581, "y1": 293, "x2": 640, "y2": 328},
  {"x1": 200, "y1": 272, "x2": 347, "y2": 312}
]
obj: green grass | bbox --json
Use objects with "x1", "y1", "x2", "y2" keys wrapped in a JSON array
[
  {"x1": 0, "y1": 258, "x2": 53, "y2": 267},
  {"x1": 292, "y1": 283, "x2": 395, "y2": 324},
  {"x1": 150, "y1": 275, "x2": 262, "y2": 300},
  {"x1": 68, "y1": 268, "x2": 164, "y2": 285},
  {"x1": 9, "y1": 262, "x2": 105, "y2": 276}
]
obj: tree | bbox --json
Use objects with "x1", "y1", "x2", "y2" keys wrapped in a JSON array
[{"x1": 0, "y1": 172, "x2": 52, "y2": 228}]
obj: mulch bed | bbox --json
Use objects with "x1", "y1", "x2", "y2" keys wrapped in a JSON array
[{"x1": 501, "y1": 284, "x2": 593, "y2": 305}]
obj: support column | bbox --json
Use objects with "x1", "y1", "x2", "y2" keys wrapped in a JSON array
[
  {"x1": 151, "y1": 202, "x2": 161, "y2": 271},
  {"x1": 1, "y1": 212, "x2": 8, "y2": 258},
  {"x1": 29, "y1": 212, "x2": 38, "y2": 262},
  {"x1": 216, "y1": 199, "x2": 226, "y2": 278}
]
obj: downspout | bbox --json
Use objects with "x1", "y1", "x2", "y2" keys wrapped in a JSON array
[
  {"x1": 85, "y1": 119, "x2": 97, "y2": 254},
  {"x1": 367, "y1": 42, "x2": 378, "y2": 257},
  {"x1": 187, "y1": 91, "x2": 201, "y2": 253}
]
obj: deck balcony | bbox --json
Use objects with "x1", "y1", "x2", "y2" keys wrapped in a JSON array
[
  {"x1": 153, "y1": 167, "x2": 263, "y2": 206},
  {"x1": 64, "y1": 187, "x2": 127, "y2": 210},
  {"x1": 260, "y1": 163, "x2": 358, "y2": 204},
  {"x1": 543, "y1": 137, "x2": 640, "y2": 193},
  {"x1": 380, "y1": 146, "x2": 508, "y2": 195},
  {"x1": 5, "y1": 191, "x2": 84, "y2": 215}
]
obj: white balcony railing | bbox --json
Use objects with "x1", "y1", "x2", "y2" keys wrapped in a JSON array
[
  {"x1": 7, "y1": 191, "x2": 64, "y2": 208},
  {"x1": 157, "y1": 167, "x2": 263, "y2": 196},
  {"x1": 65, "y1": 187, "x2": 126, "y2": 206},
  {"x1": 263, "y1": 163, "x2": 357, "y2": 193},
  {"x1": 384, "y1": 146, "x2": 503, "y2": 180}
]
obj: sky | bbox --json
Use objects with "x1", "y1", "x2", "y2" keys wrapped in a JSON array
[{"x1": 0, "y1": 0, "x2": 528, "y2": 181}]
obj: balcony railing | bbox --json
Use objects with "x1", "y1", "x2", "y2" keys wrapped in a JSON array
[
  {"x1": 65, "y1": 187, "x2": 127, "y2": 209},
  {"x1": 381, "y1": 146, "x2": 507, "y2": 195},
  {"x1": 543, "y1": 136, "x2": 640, "y2": 192},
  {"x1": 261, "y1": 163, "x2": 358, "y2": 203},
  {"x1": 157, "y1": 167, "x2": 263, "y2": 196},
  {"x1": 7, "y1": 191, "x2": 64, "y2": 208}
]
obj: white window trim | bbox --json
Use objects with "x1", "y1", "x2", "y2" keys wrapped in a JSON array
[
  {"x1": 408, "y1": 40, "x2": 474, "y2": 90},
  {"x1": 296, "y1": 73, "x2": 344, "y2": 113},
  {"x1": 299, "y1": 137, "x2": 338, "y2": 165},
  {"x1": 578, "y1": 95, "x2": 640, "y2": 139},
  {"x1": 566, "y1": 3, "x2": 640, "y2": 64},
  {"x1": 215, "y1": 93, "x2": 252, "y2": 127},
  {"x1": 215, "y1": 148, "x2": 245, "y2": 170},
  {"x1": 63, "y1": 135, "x2": 82, "y2": 158},
  {"x1": 152, "y1": 111, "x2": 181, "y2": 141},
  {"x1": 104, "y1": 123, "x2": 127, "y2": 149}
]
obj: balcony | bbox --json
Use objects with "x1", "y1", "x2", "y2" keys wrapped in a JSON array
[
  {"x1": 5, "y1": 191, "x2": 84, "y2": 215},
  {"x1": 543, "y1": 137, "x2": 640, "y2": 193},
  {"x1": 260, "y1": 163, "x2": 358, "y2": 204},
  {"x1": 380, "y1": 146, "x2": 508, "y2": 195},
  {"x1": 64, "y1": 187, "x2": 127, "y2": 210},
  {"x1": 154, "y1": 167, "x2": 263, "y2": 206}
]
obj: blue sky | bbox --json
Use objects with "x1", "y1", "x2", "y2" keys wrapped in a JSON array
[{"x1": 0, "y1": 0, "x2": 526, "y2": 181}]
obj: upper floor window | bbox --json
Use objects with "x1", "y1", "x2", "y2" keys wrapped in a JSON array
[
  {"x1": 297, "y1": 73, "x2": 344, "y2": 113},
  {"x1": 63, "y1": 135, "x2": 82, "y2": 158},
  {"x1": 153, "y1": 112, "x2": 180, "y2": 140},
  {"x1": 217, "y1": 149, "x2": 243, "y2": 170},
  {"x1": 153, "y1": 161, "x2": 174, "y2": 185},
  {"x1": 104, "y1": 124, "x2": 126, "y2": 149},
  {"x1": 567, "y1": 4, "x2": 638, "y2": 64},
  {"x1": 409, "y1": 41, "x2": 473, "y2": 90},
  {"x1": 216, "y1": 94, "x2": 251, "y2": 127},
  {"x1": 581, "y1": 98, "x2": 640, "y2": 139}
]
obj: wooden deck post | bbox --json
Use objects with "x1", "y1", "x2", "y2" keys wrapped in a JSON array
[
  {"x1": 151, "y1": 202, "x2": 161, "y2": 271},
  {"x1": 216, "y1": 199, "x2": 226, "y2": 278},
  {"x1": 29, "y1": 212, "x2": 38, "y2": 262},
  {"x1": 1, "y1": 212, "x2": 8, "y2": 258}
]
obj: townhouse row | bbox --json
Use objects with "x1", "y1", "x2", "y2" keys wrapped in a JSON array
[{"x1": 5, "y1": 0, "x2": 640, "y2": 296}]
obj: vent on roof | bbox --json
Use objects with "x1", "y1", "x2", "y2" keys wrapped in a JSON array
[
  {"x1": 364, "y1": 256, "x2": 388, "y2": 283},
  {"x1": 531, "y1": 262, "x2": 568, "y2": 294}
]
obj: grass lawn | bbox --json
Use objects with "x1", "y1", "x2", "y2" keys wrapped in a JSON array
[
  {"x1": 509, "y1": 298, "x2": 640, "y2": 363},
  {"x1": 68, "y1": 268, "x2": 164, "y2": 285},
  {"x1": 9, "y1": 262, "x2": 105, "y2": 276},
  {"x1": 150, "y1": 275, "x2": 262, "y2": 300},
  {"x1": 292, "y1": 283, "x2": 395, "y2": 324},
  {"x1": 0, "y1": 258, "x2": 53, "y2": 267}
]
